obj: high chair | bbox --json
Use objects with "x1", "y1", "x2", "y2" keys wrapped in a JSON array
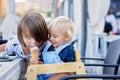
[{"x1": 26, "y1": 50, "x2": 87, "y2": 80}]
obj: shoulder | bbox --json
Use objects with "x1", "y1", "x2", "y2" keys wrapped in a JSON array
[
  {"x1": 59, "y1": 44, "x2": 75, "y2": 62},
  {"x1": 109, "y1": 14, "x2": 115, "y2": 19},
  {"x1": 6, "y1": 35, "x2": 21, "y2": 49},
  {"x1": 41, "y1": 41, "x2": 53, "y2": 52},
  {"x1": 5, "y1": 35, "x2": 21, "y2": 51},
  {"x1": 48, "y1": 45, "x2": 54, "y2": 51},
  {"x1": 7, "y1": 35, "x2": 19, "y2": 43},
  {"x1": 60, "y1": 44, "x2": 74, "y2": 54},
  {"x1": 63, "y1": 44, "x2": 74, "y2": 51}
]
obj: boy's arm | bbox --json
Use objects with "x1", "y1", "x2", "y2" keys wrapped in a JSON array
[{"x1": 0, "y1": 43, "x2": 6, "y2": 52}]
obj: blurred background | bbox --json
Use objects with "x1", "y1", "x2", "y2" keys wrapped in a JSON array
[{"x1": 0, "y1": 0, "x2": 120, "y2": 74}]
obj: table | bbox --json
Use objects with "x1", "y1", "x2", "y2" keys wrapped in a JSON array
[
  {"x1": 101, "y1": 35, "x2": 120, "y2": 57},
  {"x1": 93, "y1": 34, "x2": 120, "y2": 58},
  {"x1": 0, "y1": 58, "x2": 27, "y2": 80}
]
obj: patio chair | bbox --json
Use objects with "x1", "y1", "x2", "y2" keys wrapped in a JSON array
[
  {"x1": 26, "y1": 50, "x2": 87, "y2": 80},
  {"x1": 60, "y1": 74, "x2": 120, "y2": 80},
  {"x1": 60, "y1": 39, "x2": 120, "y2": 80},
  {"x1": 61, "y1": 66, "x2": 120, "y2": 80},
  {"x1": 81, "y1": 39, "x2": 120, "y2": 75}
]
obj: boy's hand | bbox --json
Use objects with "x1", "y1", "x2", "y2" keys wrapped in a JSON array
[{"x1": 30, "y1": 58, "x2": 43, "y2": 65}]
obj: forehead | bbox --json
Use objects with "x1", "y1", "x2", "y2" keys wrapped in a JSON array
[
  {"x1": 49, "y1": 21, "x2": 67, "y2": 34},
  {"x1": 50, "y1": 26, "x2": 62, "y2": 32},
  {"x1": 50, "y1": 27, "x2": 67, "y2": 36},
  {"x1": 22, "y1": 26, "x2": 30, "y2": 34}
]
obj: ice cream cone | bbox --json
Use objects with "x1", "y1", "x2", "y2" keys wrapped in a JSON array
[{"x1": 30, "y1": 46, "x2": 39, "y2": 64}]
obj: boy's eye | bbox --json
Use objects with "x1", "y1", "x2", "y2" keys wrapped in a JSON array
[{"x1": 54, "y1": 35, "x2": 57, "y2": 38}]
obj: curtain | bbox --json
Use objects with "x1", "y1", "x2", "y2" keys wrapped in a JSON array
[
  {"x1": 2, "y1": 0, "x2": 19, "y2": 40},
  {"x1": 87, "y1": 0, "x2": 110, "y2": 26}
]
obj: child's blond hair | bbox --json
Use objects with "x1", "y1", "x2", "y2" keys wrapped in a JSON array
[{"x1": 48, "y1": 16, "x2": 74, "y2": 42}]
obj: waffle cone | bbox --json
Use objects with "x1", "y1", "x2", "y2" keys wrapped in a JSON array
[{"x1": 30, "y1": 46, "x2": 39, "y2": 64}]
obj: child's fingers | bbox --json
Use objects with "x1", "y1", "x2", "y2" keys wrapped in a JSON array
[
  {"x1": 38, "y1": 61, "x2": 43, "y2": 64},
  {"x1": 30, "y1": 59, "x2": 38, "y2": 64},
  {"x1": 30, "y1": 58, "x2": 43, "y2": 64}
]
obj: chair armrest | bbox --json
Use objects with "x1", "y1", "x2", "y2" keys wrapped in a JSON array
[
  {"x1": 81, "y1": 57, "x2": 104, "y2": 61},
  {"x1": 60, "y1": 74, "x2": 120, "y2": 80},
  {"x1": 84, "y1": 63, "x2": 120, "y2": 67}
]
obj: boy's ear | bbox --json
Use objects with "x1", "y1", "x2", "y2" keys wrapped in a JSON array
[{"x1": 65, "y1": 35, "x2": 70, "y2": 41}]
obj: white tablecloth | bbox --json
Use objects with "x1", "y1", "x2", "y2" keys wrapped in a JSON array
[{"x1": 0, "y1": 58, "x2": 27, "y2": 80}]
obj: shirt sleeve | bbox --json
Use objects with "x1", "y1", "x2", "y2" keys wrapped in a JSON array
[
  {"x1": 59, "y1": 45, "x2": 75, "y2": 62},
  {"x1": 5, "y1": 36, "x2": 25, "y2": 58},
  {"x1": 5, "y1": 36, "x2": 16, "y2": 55}
]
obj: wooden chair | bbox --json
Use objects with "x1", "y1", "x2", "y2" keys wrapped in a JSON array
[{"x1": 26, "y1": 50, "x2": 87, "y2": 80}]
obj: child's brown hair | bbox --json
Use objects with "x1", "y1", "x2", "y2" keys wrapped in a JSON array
[{"x1": 17, "y1": 11, "x2": 48, "y2": 47}]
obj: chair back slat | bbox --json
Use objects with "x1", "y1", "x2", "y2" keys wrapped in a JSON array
[{"x1": 75, "y1": 50, "x2": 81, "y2": 62}]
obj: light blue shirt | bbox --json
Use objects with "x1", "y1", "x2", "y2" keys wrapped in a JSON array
[
  {"x1": 42, "y1": 41, "x2": 70, "y2": 64},
  {"x1": 5, "y1": 35, "x2": 30, "y2": 60}
]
